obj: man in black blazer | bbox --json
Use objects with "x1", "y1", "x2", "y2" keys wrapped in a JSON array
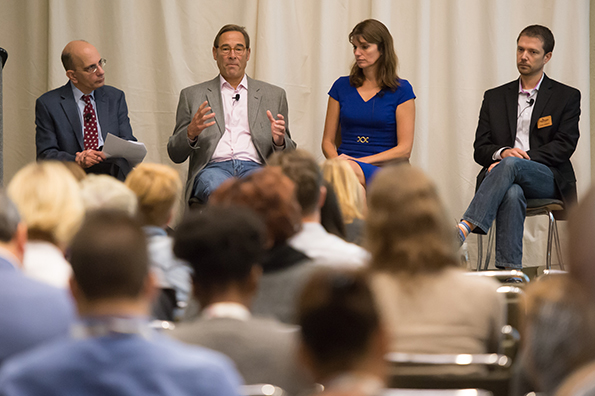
[
  {"x1": 457, "y1": 25, "x2": 580, "y2": 270},
  {"x1": 35, "y1": 40, "x2": 136, "y2": 180}
]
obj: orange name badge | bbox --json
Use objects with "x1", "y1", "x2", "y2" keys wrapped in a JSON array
[{"x1": 537, "y1": 115, "x2": 553, "y2": 129}]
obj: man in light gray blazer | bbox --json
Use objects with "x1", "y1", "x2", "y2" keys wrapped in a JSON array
[
  {"x1": 171, "y1": 207, "x2": 314, "y2": 396},
  {"x1": 168, "y1": 24, "x2": 297, "y2": 205}
]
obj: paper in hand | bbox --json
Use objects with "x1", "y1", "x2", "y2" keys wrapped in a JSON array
[{"x1": 103, "y1": 133, "x2": 147, "y2": 167}]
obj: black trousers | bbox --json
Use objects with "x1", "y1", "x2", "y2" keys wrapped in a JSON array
[{"x1": 85, "y1": 157, "x2": 132, "y2": 181}]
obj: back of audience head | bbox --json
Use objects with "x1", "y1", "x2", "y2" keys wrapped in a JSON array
[
  {"x1": 268, "y1": 149, "x2": 325, "y2": 218},
  {"x1": 69, "y1": 210, "x2": 150, "y2": 306},
  {"x1": 0, "y1": 190, "x2": 27, "y2": 262},
  {"x1": 0, "y1": 190, "x2": 21, "y2": 244},
  {"x1": 321, "y1": 158, "x2": 365, "y2": 224},
  {"x1": 320, "y1": 181, "x2": 347, "y2": 239},
  {"x1": 62, "y1": 161, "x2": 87, "y2": 181},
  {"x1": 125, "y1": 163, "x2": 182, "y2": 227},
  {"x1": 568, "y1": 185, "x2": 595, "y2": 300},
  {"x1": 366, "y1": 164, "x2": 457, "y2": 274},
  {"x1": 80, "y1": 174, "x2": 138, "y2": 216},
  {"x1": 173, "y1": 206, "x2": 266, "y2": 306},
  {"x1": 210, "y1": 167, "x2": 301, "y2": 247},
  {"x1": 521, "y1": 275, "x2": 595, "y2": 394},
  {"x1": 297, "y1": 269, "x2": 386, "y2": 382},
  {"x1": 7, "y1": 161, "x2": 84, "y2": 249}
]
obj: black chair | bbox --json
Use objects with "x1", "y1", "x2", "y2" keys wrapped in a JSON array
[
  {"x1": 0, "y1": 48, "x2": 7, "y2": 68},
  {"x1": 386, "y1": 353, "x2": 512, "y2": 396},
  {"x1": 240, "y1": 384, "x2": 287, "y2": 396},
  {"x1": 476, "y1": 199, "x2": 565, "y2": 271}
]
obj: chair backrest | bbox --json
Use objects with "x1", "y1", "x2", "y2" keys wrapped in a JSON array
[
  {"x1": 386, "y1": 353, "x2": 511, "y2": 369},
  {"x1": 382, "y1": 389, "x2": 493, "y2": 396},
  {"x1": 149, "y1": 320, "x2": 176, "y2": 331},
  {"x1": 240, "y1": 384, "x2": 287, "y2": 396},
  {"x1": 465, "y1": 270, "x2": 530, "y2": 284},
  {"x1": 386, "y1": 353, "x2": 512, "y2": 396}
]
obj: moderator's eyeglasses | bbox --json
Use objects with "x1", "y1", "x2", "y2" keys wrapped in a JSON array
[{"x1": 83, "y1": 58, "x2": 107, "y2": 73}]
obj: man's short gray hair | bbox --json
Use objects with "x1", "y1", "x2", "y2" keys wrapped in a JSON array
[{"x1": 0, "y1": 190, "x2": 21, "y2": 243}]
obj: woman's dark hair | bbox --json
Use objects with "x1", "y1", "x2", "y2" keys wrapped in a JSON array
[
  {"x1": 349, "y1": 19, "x2": 399, "y2": 91},
  {"x1": 298, "y1": 270, "x2": 380, "y2": 374}
]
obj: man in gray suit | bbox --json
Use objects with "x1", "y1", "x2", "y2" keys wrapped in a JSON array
[
  {"x1": 168, "y1": 24, "x2": 297, "y2": 205},
  {"x1": 171, "y1": 206, "x2": 314, "y2": 396}
]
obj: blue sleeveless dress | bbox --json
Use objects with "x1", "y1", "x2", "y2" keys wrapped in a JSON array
[{"x1": 329, "y1": 76, "x2": 416, "y2": 183}]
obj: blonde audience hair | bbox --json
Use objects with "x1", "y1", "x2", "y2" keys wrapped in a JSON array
[
  {"x1": 80, "y1": 174, "x2": 138, "y2": 216},
  {"x1": 366, "y1": 164, "x2": 458, "y2": 274},
  {"x1": 125, "y1": 163, "x2": 182, "y2": 227},
  {"x1": 7, "y1": 161, "x2": 84, "y2": 248},
  {"x1": 321, "y1": 158, "x2": 365, "y2": 223},
  {"x1": 62, "y1": 161, "x2": 87, "y2": 181}
]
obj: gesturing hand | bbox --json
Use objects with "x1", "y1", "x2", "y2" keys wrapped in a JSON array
[
  {"x1": 187, "y1": 101, "x2": 216, "y2": 140},
  {"x1": 267, "y1": 110, "x2": 285, "y2": 146}
]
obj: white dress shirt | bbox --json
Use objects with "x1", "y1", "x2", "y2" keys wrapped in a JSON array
[
  {"x1": 492, "y1": 73, "x2": 544, "y2": 160},
  {"x1": 288, "y1": 222, "x2": 370, "y2": 268},
  {"x1": 211, "y1": 74, "x2": 261, "y2": 164},
  {"x1": 23, "y1": 241, "x2": 71, "y2": 289}
]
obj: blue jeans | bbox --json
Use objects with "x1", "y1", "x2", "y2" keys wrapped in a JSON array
[
  {"x1": 192, "y1": 159, "x2": 261, "y2": 204},
  {"x1": 463, "y1": 157, "x2": 558, "y2": 269}
]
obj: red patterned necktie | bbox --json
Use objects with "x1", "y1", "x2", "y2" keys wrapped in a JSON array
[{"x1": 82, "y1": 95, "x2": 99, "y2": 150}]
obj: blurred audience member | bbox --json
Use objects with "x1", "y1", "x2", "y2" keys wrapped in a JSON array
[
  {"x1": 172, "y1": 206, "x2": 314, "y2": 395},
  {"x1": 7, "y1": 161, "x2": 84, "y2": 288},
  {"x1": 514, "y1": 275, "x2": 595, "y2": 395},
  {"x1": 80, "y1": 174, "x2": 137, "y2": 215},
  {"x1": 0, "y1": 210, "x2": 241, "y2": 395},
  {"x1": 0, "y1": 190, "x2": 75, "y2": 365},
  {"x1": 542, "y1": 186, "x2": 595, "y2": 396},
  {"x1": 62, "y1": 161, "x2": 87, "y2": 181},
  {"x1": 211, "y1": 167, "x2": 317, "y2": 323},
  {"x1": 298, "y1": 269, "x2": 387, "y2": 396},
  {"x1": 568, "y1": 185, "x2": 595, "y2": 301},
  {"x1": 125, "y1": 163, "x2": 192, "y2": 319},
  {"x1": 555, "y1": 360, "x2": 595, "y2": 396},
  {"x1": 322, "y1": 158, "x2": 366, "y2": 245},
  {"x1": 269, "y1": 149, "x2": 369, "y2": 268},
  {"x1": 366, "y1": 165, "x2": 505, "y2": 364},
  {"x1": 320, "y1": 181, "x2": 347, "y2": 240}
]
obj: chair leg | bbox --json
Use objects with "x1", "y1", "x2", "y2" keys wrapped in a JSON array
[
  {"x1": 546, "y1": 211, "x2": 555, "y2": 270},
  {"x1": 476, "y1": 234, "x2": 483, "y2": 271},
  {"x1": 552, "y1": 215, "x2": 565, "y2": 270},
  {"x1": 484, "y1": 225, "x2": 495, "y2": 270}
]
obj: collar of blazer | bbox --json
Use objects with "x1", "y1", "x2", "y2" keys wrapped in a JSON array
[
  {"x1": 59, "y1": 82, "x2": 108, "y2": 149},
  {"x1": 506, "y1": 74, "x2": 553, "y2": 140},
  {"x1": 205, "y1": 75, "x2": 263, "y2": 135}
]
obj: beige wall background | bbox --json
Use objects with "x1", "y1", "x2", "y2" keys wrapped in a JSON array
[
  {"x1": 0, "y1": 0, "x2": 591, "y2": 268},
  {"x1": 592, "y1": 2, "x2": 595, "y2": 177}
]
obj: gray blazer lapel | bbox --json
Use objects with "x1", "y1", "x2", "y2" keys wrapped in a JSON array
[
  {"x1": 206, "y1": 77, "x2": 225, "y2": 135},
  {"x1": 59, "y1": 84, "x2": 84, "y2": 149},
  {"x1": 529, "y1": 74, "x2": 553, "y2": 136},
  {"x1": 94, "y1": 87, "x2": 109, "y2": 141},
  {"x1": 248, "y1": 77, "x2": 262, "y2": 132}
]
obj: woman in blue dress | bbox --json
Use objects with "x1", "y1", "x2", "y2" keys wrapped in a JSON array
[{"x1": 322, "y1": 19, "x2": 416, "y2": 187}]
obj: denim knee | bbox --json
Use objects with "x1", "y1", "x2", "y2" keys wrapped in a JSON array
[
  {"x1": 498, "y1": 156, "x2": 524, "y2": 172},
  {"x1": 501, "y1": 183, "x2": 526, "y2": 207}
]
